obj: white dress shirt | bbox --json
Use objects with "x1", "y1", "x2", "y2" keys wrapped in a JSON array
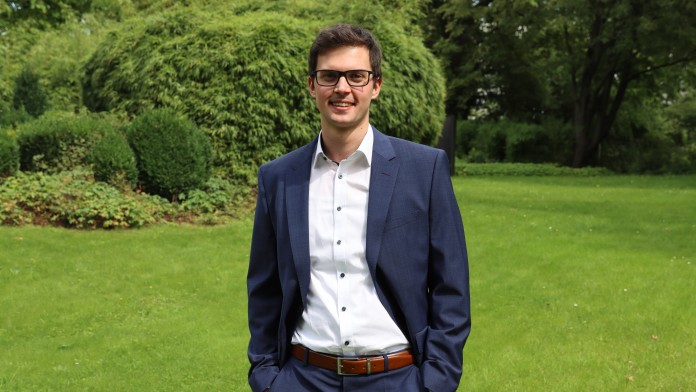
[{"x1": 291, "y1": 126, "x2": 410, "y2": 356}]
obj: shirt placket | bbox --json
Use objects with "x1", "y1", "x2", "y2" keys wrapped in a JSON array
[{"x1": 333, "y1": 159, "x2": 356, "y2": 356}]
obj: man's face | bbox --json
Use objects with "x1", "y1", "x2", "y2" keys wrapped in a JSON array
[{"x1": 308, "y1": 46, "x2": 382, "y2": 133}]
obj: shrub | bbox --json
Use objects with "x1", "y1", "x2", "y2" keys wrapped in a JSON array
[
  {"x1": 456, "y1": 119, "x2": 479, "y2": 159},
  {"x1": 0, "y1": 131, "x2": 20, "y2": 178},
  {"x1": 17, "y1": 111, "x2": 119, "y2": 173},
  {"x1": 0, "y1": 169, "x2": 171, "y2": 228},
  {"x1": 468, "y1": 121, "x2": 507, "y2": 162},
  {"x1": 12, "y1": 67, "x2": 48, "y2": 117},
  {"x1": 178, "y1": 176, "x2": 248, "y2": 214},
  {"x1": 461, "y1": 118, "x2": 574, "y2": 165},
  {"x1": 82, "y1": 4, "x2": 446, "y2": 182},
  {"x1": 0, "y1": 101, "x2": 33, "y2": 129},
  {"x1": 503, "y1": 121, "x2": 552, "y2": 163},
  {"x1": 127, "y1": 108, "x2": 212, "y2": 200},
  {"x1": 90, "y1": 130, "x2": 138, "y2": 189},
  {"x1": 455, "y1": 162, "x2": 613, "y2": 177}
]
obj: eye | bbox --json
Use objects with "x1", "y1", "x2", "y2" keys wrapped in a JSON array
[
  {"x1": 348, "y1": 71, "x2": 367, "y2": 83},
  {"x1": 318, "y1": 71, "x2": 339, "y2": 84}
]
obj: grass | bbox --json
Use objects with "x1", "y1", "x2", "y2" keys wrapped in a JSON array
[
  {"x1": 456, "y1": 175, "x2": 696, "y2": 391},
  {"x1": 1, "y1": 175, "x2": 695, "y2": 391},
  {"x1": 0, "y1": 224, "x2": 253, "y2": 390}
]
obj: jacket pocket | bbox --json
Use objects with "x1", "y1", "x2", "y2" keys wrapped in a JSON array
[{"x1": 384, "y1": 209, "x2": 423, "y2": 231}]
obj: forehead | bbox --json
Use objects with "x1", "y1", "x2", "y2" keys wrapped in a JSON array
[{"x1": 316, "y1": 46, "x2": 371, "y2": 70}]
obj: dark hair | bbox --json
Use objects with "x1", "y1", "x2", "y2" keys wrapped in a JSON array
[{"x1": 308, "y1": 24, "x2": 382, "y2": 78}]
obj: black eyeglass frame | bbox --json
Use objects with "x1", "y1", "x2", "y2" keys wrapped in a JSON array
[{"x1": 311, "y1": 69, "x2": 379, "y2": 87}]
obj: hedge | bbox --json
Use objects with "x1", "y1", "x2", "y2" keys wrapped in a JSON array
[
  {"x1": 16, "y1": 111, "x2": 119, "y2": 173},
  {"x1": 82, "y1": 2, "x2": 446, "y2": 182}
]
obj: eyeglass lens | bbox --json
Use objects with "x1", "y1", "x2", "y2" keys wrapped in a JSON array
[{"x1": 315, "y1": 70, "x2": 371, "y2": 87}]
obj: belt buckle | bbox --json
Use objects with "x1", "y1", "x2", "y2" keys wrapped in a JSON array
[{"x1": 337, "y1": 357, "x2": 370, "y2": 376}]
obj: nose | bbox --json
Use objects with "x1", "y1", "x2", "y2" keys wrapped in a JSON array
[{"x1": 333, "y1": 75, "x2": 351, "y2": 93}]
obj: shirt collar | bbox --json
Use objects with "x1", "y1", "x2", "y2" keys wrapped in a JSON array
[{"x1": 313, "y1": 125, "x2": 374, "y2": 168}]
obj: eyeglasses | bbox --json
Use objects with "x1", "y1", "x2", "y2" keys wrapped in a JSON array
[{"x1": 312, "y1": 69, "x2": 377, "y2": 87}]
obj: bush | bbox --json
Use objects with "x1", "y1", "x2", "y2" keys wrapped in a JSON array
[
  {"x1": 503, "y1": 121, "x2": 552, "y2": 163},
  {"x1": 17, "y1": 111, "x2": 119, "y2": 173},
  {"x1": 455, "y1": 162, "x2": 613, "y2": 177},
  {"x1": 178, "y1": 176, "x2": 248, "y2": 214},
  {"x1": 90, "y1": 130, "x2": 138, "y2": 189},
  {"x1": 460, "y1": 118, "x2": 574, "y2": 165},
  {"x1": 12, "y1": 67, "x2": 48, "y2": 117},
  {"x1": 0, "y1": 131, "x2": 20, "y2": 178},
  {"x1": 0, "y1": 101, "x2": 33, "y2": 129},
  {"x1": 127, "y1": 108, "x2": 212, "y2": 200},
  {"x1": 20, "y1": 18, "x2": 102, "y2": 112},
  {"x1": 82, "y1": 3, "x2": 446, "y2": 182},
  {"x1": 0, "y1": 169, "x2": 171, "y2": 228},
  {"x1": 466, "y1": 120, "x2": 508, "y2": 162},
  {"x1": 456, "y1": 119, "x2": 478, "y2": 159}
]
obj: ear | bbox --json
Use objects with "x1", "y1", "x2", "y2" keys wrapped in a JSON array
[
  {"x1": 308, "y1": 76, "x2": 316, "y2": 97},
  {"x1": 371, "y1": 76, "x2": 382, "y2": 100}
]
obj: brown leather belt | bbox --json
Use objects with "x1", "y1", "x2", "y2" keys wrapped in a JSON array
[{"x1": 291, "y1": 344, "x2": 414, "y2": 376}]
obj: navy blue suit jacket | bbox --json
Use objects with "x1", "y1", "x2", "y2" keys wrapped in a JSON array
[{"x1": 247, "y1": 129, "x2": 470, "y2": 392}]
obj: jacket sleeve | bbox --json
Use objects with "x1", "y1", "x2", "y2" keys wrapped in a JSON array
[
  {"x1": 421, "y1": 150, "x2": 471, "y2": 392},
  {"x1": 247, "y1": 168, "x2": 282, "y2": 392}
]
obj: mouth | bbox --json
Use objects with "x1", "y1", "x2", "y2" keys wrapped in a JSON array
[{"x1": 330, "y1": 101, "x2": 354, "y2": 108}]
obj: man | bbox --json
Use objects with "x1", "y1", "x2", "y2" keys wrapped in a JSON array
[{"x1": 247, "y1": 23, "x2": 470, "y2": 392}]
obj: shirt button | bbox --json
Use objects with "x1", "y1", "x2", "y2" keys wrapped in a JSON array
[
  {"x1": 340, "y1": 273, "x2": 345, "y2": 278},
  {"x1": 336, "y1": 240, "x2": 342, "y2": 245},
  {"x1": 341, "y1": 307, "x2": 346, "y2": 311},
  {"x1": 336, "y1": 206, "x2": 342, "y2": 211},
  {"x1": 338, "y1": 174, "x2": 343, "y2": 179},
  {"x1": 344, "y1": 341, "x2": 350, "y2": 346}
]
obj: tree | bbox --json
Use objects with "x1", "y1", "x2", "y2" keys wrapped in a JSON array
[
  {"x1": 1, "y1": 0, "x2": 92, "y2": 29},
  {"x1": 558, "y1": 0, "x2": 696, "y2": 167},
  {"x1": 430, "y1": 0, "x2": 696, "y2": 167}
]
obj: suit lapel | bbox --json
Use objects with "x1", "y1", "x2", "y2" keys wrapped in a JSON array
[
  {"x1": 366, "y1": 130, "x2": 399, "y2": 276},
  {"x1": 285, "y1": 139, "x2": 316, "y2": 306}
]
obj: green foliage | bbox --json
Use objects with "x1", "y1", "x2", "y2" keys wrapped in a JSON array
[
  {"x1": 595, "y1": 89, "x2": 696, "y2": 174},
  {"x1": 12, "y1": 67, "x2": 48, "y2": 117},
  {"x1": 0, "y1": 130, "x2": 19, "y2": 178},
  {"x1": 174, "y1": 176, "x2": 253, "y2": 224},
  {"x1": 82, "y1": 3, "x2": 446, "y2": 182},
  {"x1": 663, "y1": 89, "x2": 696, "y2": 173},
  {"x1": 427, "y1": 0, "x2": 696, "y2": 167},
  {"x1": 16, "y1": 111, "x2": 118, "y2": 173},
  {"x1": 1, "y1": 0, "x2": 92, "y2": 28},
  {"x1": 459, "y1": 118, "x2": 573, "y2": 164},
  {"x1": 0, "y1": 100, "x2": 33, "y2": 128},
  {"x1": 178, "y1": 177, "x2": 242, "y2": 214},
  {"x1": 21, "y1": 15, "x2": 108, "y2": 111},
  {"x1": 90, "y1": 130, "x2": 138, "y2": 188},
  {"x1": 0, "y1": 21, "x2": 42, "y2": 104},
  {"x1": 0, "y1": 169, "x2": 170, "y2": 228},
  {"x1": 127, "y1": 108, "x2": 212, "y2": 200},
  {"x1": 369, "y1": 20, "x2": 446, "y2": 146},
  {"x1": 1, "y1": 11, "x2": 115, "y2": 116},
  {"x1": 455, "y1": 162, "x2": 613, "y2": 177}
]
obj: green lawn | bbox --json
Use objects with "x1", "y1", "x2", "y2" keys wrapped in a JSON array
[{"x1": 1, "y1": 175, "x2": 695, "y2": 391}]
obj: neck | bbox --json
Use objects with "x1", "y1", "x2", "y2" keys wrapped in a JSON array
[{"x1": 320, "y1": 123, "x2": 370, "y2": 162}]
